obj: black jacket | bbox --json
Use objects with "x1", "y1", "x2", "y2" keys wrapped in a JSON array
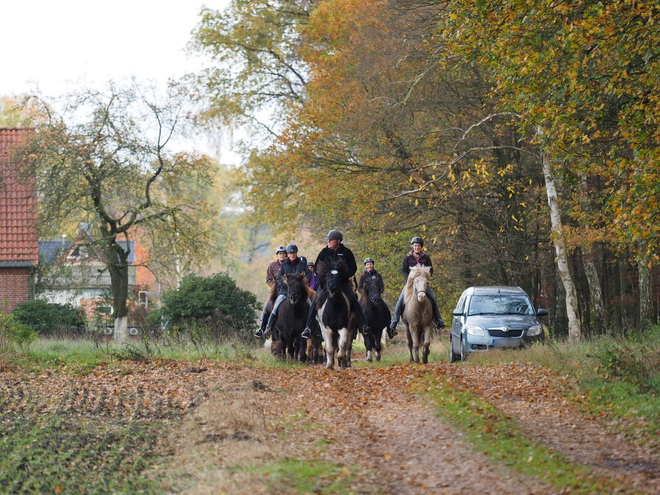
[
  {"x1": 276, "y1": 257, "x2": 311, "y2": 295},
  {"x1": 358, "y1": 269, "x2": 385, "y2": 294},
  {"x1": 314, "y1": 244, "x2": 358, "y2": 280},
  {"x1": 401, "y1": 250, "x2": 433, "y2": 280}
]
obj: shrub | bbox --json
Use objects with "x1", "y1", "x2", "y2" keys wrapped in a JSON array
[
  {"x1": 158, "y1": 273, "x2": 260, "y2": 341},
  {"x1": 0, "y1": 313, "x2": 36, "y2": 351},
  {"x1": 12, "y1": 300, "x2": 85, "y2": 336}
]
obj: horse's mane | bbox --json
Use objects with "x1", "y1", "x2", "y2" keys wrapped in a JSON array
[
  {"x1": 404, "y1": 265, "x2": 432, "y2": 302},
  {"x1": 316, "y1": 260, "x2": 348, "y2": 289}
]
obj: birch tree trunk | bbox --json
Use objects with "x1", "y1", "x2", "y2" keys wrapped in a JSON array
[{"x1": 541, "y1": 151, "x2": 582, "y2": 341}]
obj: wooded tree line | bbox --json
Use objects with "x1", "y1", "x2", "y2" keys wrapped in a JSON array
[{"x1": 188, "y1": 0, "x2": 660, "y2": 340}]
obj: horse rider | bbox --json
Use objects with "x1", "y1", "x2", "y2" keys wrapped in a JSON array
[
  {"x1": 255, "y1": 244, "x2": 311, "y2": 339},
  {"x1": 388, "y1": 236, "x2": 445, "y2": 336},
  {"x1": 255, "y1": 245, "x2": 287, "y2": 338},
  {"x1": 301, "y1": 230, "x2": 370, "y2": 339},
  {"x1": 266, "y1": 245, "x2": 287, "y2": 289},
  {"x1": 359, "y1": 257, "x2": 395, "y2": 338},
  {"x1": 307, "y1": 260, "x2": 319, "y2": 290},
  {"x1": 357, "y1": 257, "x2": 385, "y2": 295}
]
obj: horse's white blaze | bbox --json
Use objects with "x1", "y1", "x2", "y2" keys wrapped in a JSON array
[{"x1": 330, "y1": 269, "x2": 338, "y2": 275}]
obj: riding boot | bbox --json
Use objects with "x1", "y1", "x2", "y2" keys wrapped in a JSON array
[
  {"x1": 387, "y1": 325, "x2": 398, "y2": 339},
  {"x1": 254, "y1": 319, "x2": 267, "y2": 339}
]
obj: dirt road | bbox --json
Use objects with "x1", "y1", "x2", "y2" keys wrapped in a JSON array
[{"x1": 161, "y1": 358, "x2": 660, "y2": 494}]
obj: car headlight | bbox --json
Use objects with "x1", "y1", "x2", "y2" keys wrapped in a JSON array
[
  {"x1": 466, "y1": 325, "x2": 485, "y2": 336},
  {"x1": 527, "y1": 325, "x2": 542, "y2": 337}
]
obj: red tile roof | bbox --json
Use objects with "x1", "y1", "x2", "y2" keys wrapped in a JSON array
[{"x1": 0, "y1": 128, "x2": 38, "y2": 266}]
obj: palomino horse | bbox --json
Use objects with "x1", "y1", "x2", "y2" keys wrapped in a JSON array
[
  {"x1": 315, "y1": 260, "x2": 354, "y2": 370},
  {"x1": 270, "y1": 272, "x2": 309, "y2": 361},
  {"x1": 401, "y1": 265, "x2": 434, "y2": 364},
  {"x1": 359, "y1": 278, "x2": 390, "y2": 362}
]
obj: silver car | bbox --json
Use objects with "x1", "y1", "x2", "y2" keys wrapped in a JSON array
[{"x1": 449, "y1": 286, "x2": 548, "y2": 362}]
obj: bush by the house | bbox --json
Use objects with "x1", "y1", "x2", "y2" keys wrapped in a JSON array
[
  {"x1": 12, "y1": 300, "x2": 85, "y2": 337},
  {"x1": 158, "y1": 272, "x2": 260, "y2": 341}
]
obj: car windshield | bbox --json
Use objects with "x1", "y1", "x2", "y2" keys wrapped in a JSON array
[{"x1": 468, "y1": 294, "x2": 534, "y2": 316}]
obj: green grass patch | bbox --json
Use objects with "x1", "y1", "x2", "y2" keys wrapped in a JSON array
[
  {"x1": 416, "y1": 373, "x2": 626, "y2": 493},
  {"x1": 244, "y1": 459, "x2": 373, "y2": 494},
  {"x1": 457, "y1": 334, "x2": 660, "y2": 449},
  {"x1": 0, "y1": 413, "x2": 163, "y2": 494}
]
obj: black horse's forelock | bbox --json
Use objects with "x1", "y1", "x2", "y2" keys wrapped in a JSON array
[
  {"x1": 360, "y1": 279, "x2": 381, "y2": 303},
  {"x1": 316, "y1": 260, "x2": 348, "y2": 289}
]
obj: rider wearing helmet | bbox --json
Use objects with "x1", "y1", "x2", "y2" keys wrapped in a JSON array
[
  {"x1": 388, "y1": 237, "x2": 445, "y2": 337},
  {"x1": 256, "y1": 245, "x2": 288, "y2": 338},
  {"x1": 307, "y1": 260, "x2": 318, "y2": 290},
  {"x1": 266, "y1": 245, "x2": 288, "y2": 288},
  {"x1": 357, "y1": 257, "x2": 385, "y2": 294},
  {"x1": 301, "y1": 230, "x2": 370, "y2": 339},
  {"x1": 255, "y1": 244, "x2": 311, "y2": 338}
]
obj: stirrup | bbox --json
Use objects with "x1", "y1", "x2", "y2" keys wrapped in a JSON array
[
  {"x1": 254, "y1": 328, "x2": 265, "y2": 338},
  {"x1": 301, "y1": 327, "x2": 311, "y2": 339}
]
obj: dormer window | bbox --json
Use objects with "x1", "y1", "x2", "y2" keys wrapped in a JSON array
[{"x1": 68, "y1": 246, "x2": 81, "y2": 259}]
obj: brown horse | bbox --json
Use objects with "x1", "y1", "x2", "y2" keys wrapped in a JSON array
[{"x1": 401, "y1": 265, "x2": 434, "y2": 364}]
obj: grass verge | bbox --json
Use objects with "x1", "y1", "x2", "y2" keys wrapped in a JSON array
[{"x1": 415, "y1": 373, "x2": 628, "y2": 493}]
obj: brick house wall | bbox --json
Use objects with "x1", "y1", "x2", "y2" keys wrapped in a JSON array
[
  {"x1": 0, "y1": 128, "x2": 38, "y2": 313},
  {"x1": 0, "y1": 267, "x2": 32, "y2": 313}
]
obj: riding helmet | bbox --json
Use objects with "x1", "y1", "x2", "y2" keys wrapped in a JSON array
[
  {"x1": 364, "y1": 257, "x2": 375, "y2": 265},
  {"x1": 285, "y1": 243, "x2": 298, "y2": 253},
  {"x1": 276, "y1": 245, "x2": 286, "y2": 254},
  {"x1": 326, "y1": 230, "x2": 343, "y2": 242},
  {"x1": 307, "y1": 260, "x2": 314, "y2": 266},
  {"x1": 411, "y1": 236, "x2": 424, "y2": 247}
]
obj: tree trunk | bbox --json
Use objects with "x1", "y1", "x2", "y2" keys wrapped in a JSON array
[
  {"x1": 106, "y1": 242, "x2": 130, "y2": 341},
  {"x1": 583, "y1": 246, "x2": 606, "y2": 335},
  {"x1": 638, "y1": 249, "x2": 652, "y2": 330},
  {"x1": 541, "y1": 151, "x2": 582, "y2": 341}
]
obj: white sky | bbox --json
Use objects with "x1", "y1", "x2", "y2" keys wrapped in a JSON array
[
  {"x1": 1, "y1": 0, "x2": 229, "y2": 97},
  {"x1": 1, "y1": 1, "x2": 241, "y2": 162}
]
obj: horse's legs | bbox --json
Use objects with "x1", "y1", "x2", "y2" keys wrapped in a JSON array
[
  {"x1": 408, "y1": 327, "x2": 421, "y2": 363},
  {"x1": 322, "y1": 327, "x2": 335, "y2": 370},
  {"x1": 337, "y1": 328, "x2": 351, "y2": 369},
  {"x1": 374, "y1": 329, "x2": 382, "y2": 361},
  {"x1": 365, "y1": 334, "x2": 373, "y2": 362},
  {"x1": 422, "y1": 328, "x2": 431, "y2": 364}
]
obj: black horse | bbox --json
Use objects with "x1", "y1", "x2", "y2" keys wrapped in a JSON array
[
  {"x1": 315, "y1": 261, "x2": 355, "y2": 369},
  {"x1": 271, "y1": 272, "x2": 309, "y2": 361},
  {"x1": 359, "y1": 278, "x2": 390, "y2": 362}
]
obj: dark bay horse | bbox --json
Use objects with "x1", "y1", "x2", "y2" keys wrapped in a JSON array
[
  {"x1": 270, "y1": 272, "x2": 309, "y2": 362},
  {"x1": 359, "y1": 278, "x2": 390, "y2": 362},
  {"x1": 315, "y1": 261, "x2": 354, "y2": 370},
  {"x1": 402, "y1": 265, "x2": 434, "y2": 364}
]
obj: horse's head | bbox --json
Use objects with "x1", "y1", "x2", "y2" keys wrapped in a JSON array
[
  {"x1": 317, "y1": 260, "x2": 348, "y2": 295},
  {"x1": 407, "y1": 265, "x2": 431, "y2": 303},
  {"x1": 282, "y1": 272, "x2": 306, "y2": 305},
  {"x1": 362, "y1": 279, "x2": 382, "y2": 305}
]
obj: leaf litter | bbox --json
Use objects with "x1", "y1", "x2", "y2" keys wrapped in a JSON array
[{"x1": 1, "y1": 358, "x2": 659, "y2": 494}]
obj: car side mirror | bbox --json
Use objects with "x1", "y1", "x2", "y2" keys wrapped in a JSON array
[
  {"x1": 452, "y1": 309, "x2": 463, "y2": 317},
  {"x1": 537, "y1": 308, "x2": 549, "y2": 317}
]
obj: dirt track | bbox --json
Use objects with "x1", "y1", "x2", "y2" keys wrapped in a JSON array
[{"x1": 161, "y1": 355, "x2": 660, "y2": 494}]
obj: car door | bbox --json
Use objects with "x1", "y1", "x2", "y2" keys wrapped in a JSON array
[{"x1": 451, "y1": 291, "x2": 468, "y2": 353}]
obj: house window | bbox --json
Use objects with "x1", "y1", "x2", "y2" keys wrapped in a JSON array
[
  {"x1": 138, "y1": 291, "x2": 148, "y2": 309},
  {"x1": 68, "y1": 246, "x2": 81, "y2": 259}
]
